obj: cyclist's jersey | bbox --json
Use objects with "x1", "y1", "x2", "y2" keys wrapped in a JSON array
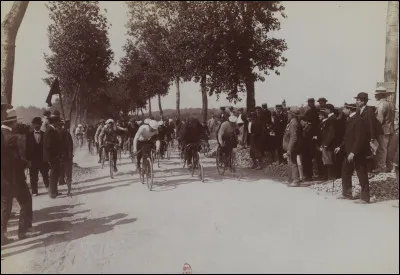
[
  {"x1": 99, "y1": 126, "x2": 119, "y2": 145},
  {"x1": 217, "y1": 121, "x2": 238, "y2": 147},
  {"x1": 181, "y1": 118, "x2": 206, "y2": 144},
  {"x1": 133, "y1": 124, "x2": 159, "y2": 152},
  {"x1": 75, "y1": 127, "x2": 84, "y2": 136},
  {"x1": 86, "y1": 127, "x2": 96, "y2": 140}
]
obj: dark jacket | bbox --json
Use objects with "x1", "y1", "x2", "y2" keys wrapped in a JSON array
[
  {"x1": 60, "y1": 129, "x2": 74, "y2": 160},
  {"x1": 26, "y1": 130, "x2": 45, "y2": 163},
  {"x1": 283, "y1": 117, "x2": 302, "y2": 154},
  {"x1": 273, "y1": 112, "x2": 288, "y2": 136},
  {"x1": 358, "y1": 106, "x2": 383, "y2": 140},
  {"x1": 320, "y1": 115, "x2": 336, "y2": 149},
  {"x1": 181, "y1": 118, "x2": 206, "y2": 144},
  {"x1": 335, "y1": 112, "x2": 347, "y2": 148},
  {"x1": 1, "y1": 128, "x2": 27, "y2": 184},
  {"x1": 43, "y1": 125, "x2": 61, "y2": 163},
  {"x1": 304, "y1": 106, "x2": 320, "y2": 137},
  {"x1": 340, "y1": 113, "x2": 369, "y2": 157}
]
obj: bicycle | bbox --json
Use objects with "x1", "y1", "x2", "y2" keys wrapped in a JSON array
[
  {"x1": 216, "y1": 145, "x2": 238, "y2": 177},
  {"x1": 151, "y1": 147, "x2": 161, "y2": 168},
  {"x1": 183, "y1": 143, "x2": 205, "y2": 182},
  {"x1": 76, "y1": 134, "x2": 84, "y2": 148},
  {"x1": 134, "y1": 148, "x2": 154, "y2": 191},
  {"x1": 101, "y1": 142, "x2": 118, "y2": 179}
]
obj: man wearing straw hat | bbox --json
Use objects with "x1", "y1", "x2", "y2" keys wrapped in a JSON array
[
  {"x1": 283, "y1": 106, "x2": 303, "y2": 187},
  {"x1": 373, "y1": 86, "x2": 395, "y2": 173},
  {"x1": 1, "y1": 107, "x2": 34, "y2": 242}
]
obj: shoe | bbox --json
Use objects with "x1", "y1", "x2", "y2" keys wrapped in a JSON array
[
  {"x1": 337, "y1": 195, "x2": 354, "y2": 200},
  {"x1": 114, "y1": 167, "x2": 118, "y2": 173},
  {"x1": 32, "y1": 192, "x2": 39, "y2": 197},
  {"x1": 288, "y1": 182, "x2": 300, "y2": 187}
]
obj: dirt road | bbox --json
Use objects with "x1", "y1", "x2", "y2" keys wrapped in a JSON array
[{"x1": 1, "y1": 148, "x2": 399, "y2": 274}]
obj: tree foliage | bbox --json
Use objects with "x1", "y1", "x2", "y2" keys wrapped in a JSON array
[{"x1": 44, "y1": 1, "x2": 114, "y2": 116}]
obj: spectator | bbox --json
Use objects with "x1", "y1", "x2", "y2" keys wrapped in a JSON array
[
  {"x1": 26, "y1": 117, "x2": 49, "y2": 196},
  {"x1": 59, "y1": 120, "x2": 74, "y2": 196},
  {"x1": 318, "y1": 104, "x2": 336, "y2": 180},
  {"x1": 373, "y1": 87, "x2": 395, "y2": 173},
  {"x1": 335, "y1": 103, "x2": 370, "y2": 203},
  {"x1": 283, "y1": 107, "x2": 303, "y2": 187},
  {"x1": 272, "y1": 105, "x2": 288, "y2": 163},
  {"x1": 43, "y1": 113, "x2": 62, "y2": 198},
  {"x1": 1, "y1": 109, "x2": 33, "y2": 240},
  {"x1": 247, "y1": 112, "x2": 263, "y2": 170},
  {"x1": 317, "y1": 97, "x2": 328, "y2": 110}
]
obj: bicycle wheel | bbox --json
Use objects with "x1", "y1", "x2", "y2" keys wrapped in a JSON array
[
  {"x1": 101, "y1": 147, "x2": 106, "y2": 169},
  {"x1": 109, "y1": 151, "x2": 114, "y2": 179},
  {"x1": 191, "y1": 151, "x2": 198, "y2": 177},
  {"x1": 216, "y1": 147, "x2": 226, "y2": 175},
  {"x1": 139, "y1": 161, "x2": 145, "y2": 184},
  {"x1": 145, "y1": 158, "x2": 153, "y2": 191}
]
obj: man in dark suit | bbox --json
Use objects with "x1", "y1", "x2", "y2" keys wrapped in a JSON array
[
  {"x1": 335, "y1": 103, "x2": 370, "y2": 203},
  {"x1": 303, "y1": 98, "x2": 325, "y2": 180},
  {"x1": 26, "y1": 117, "x2": 49, "y2": 196},
  {"x1": 261, "y1": 103, "x2": 273, "y2": 158},
  {"x1": 355, "y1": 92, "x2": 382, "y2": 142},
  {"x1": 272, "y1": 105, "x2": 288, "y2": 163},
  {"x1": 2, "y1": 109, "x2": 33, "y2": 241},
  {"x1": 318, "y1": 104, "x2": 336, "y2": 180},
  {"x1": 59, "y1": 120, "x2": 74, "y2": 196},
  {"x1": 43, "y1": 113, "x2": 62, "y2": 198}
]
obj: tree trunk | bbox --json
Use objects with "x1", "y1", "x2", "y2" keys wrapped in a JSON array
[
  {"x1": 59, "y1": 92, "x2": 66, "y2": 120},
  {"x1": 140, "y1": 108, "x2": 144, "y2": 117},
  {"x1": 148, "y1": 98, "x2": 152, "y2": 117},
  {"x1": 245, "y1": 79, "x2": 255, "y2": 111},
  {"x1": 158, "y1": 94, "x2": 164, "y2": 118},
  {"x1": 68, "y1": 85, "x2": 79, "y2": 123},
  {"x1": 384, "y1": 1, "x2": 399, "y2": 105},
  {"x1": 176, "y1": 77, "x2": 181, "y2": 119},
  {"x1": 1, "y1": 1, "x2": 29, "y2": 105},
  {"x1": 201, "y1": 75, "x2": 208, "y2": 124}
]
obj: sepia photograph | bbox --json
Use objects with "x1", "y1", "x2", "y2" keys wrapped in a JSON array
[{"x1": 1, "y1": 1, "x2": 399, "y2": 273}]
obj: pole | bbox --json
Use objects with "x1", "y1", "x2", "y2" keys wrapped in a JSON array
[{"x1": 384, "y1": 1, "x2": 399, "y2": 105}]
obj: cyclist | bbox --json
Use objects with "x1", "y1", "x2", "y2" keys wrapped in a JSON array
[
  {"x1": 217, "y1": 115, "x2": 239, "y2": 165},
  {"x1": 157, "y1": 120, "x2": 168, "y2": 158},
  {"x1": 75, "y1": 124, "x2": 84, "y2": 144},
  {"x1": 133, "y1": 120, "x2": 159, "y2": 172},
  {"x1": 95, "y1": 119, "x2": 106, "y2": 163},
  {"x1": 180, "y1": 116, "x2": 207, "y2": 168},
  {"x1": 86, "y1": 124, "x2": 96, "y2": 151},
  {"x1": 127, "y1": 120, "x2": 139, "y2": 156},
  {"x1": 98, "y1": 119, "x2": 120, "y2": 173}
]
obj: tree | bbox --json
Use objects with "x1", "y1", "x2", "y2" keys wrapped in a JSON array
[
  {"x1": 44, "y1": 1, "x2": 113, "y2": 122},
  {"x1": 1, "y1": 1, "x2": 29, "y2": 105}
]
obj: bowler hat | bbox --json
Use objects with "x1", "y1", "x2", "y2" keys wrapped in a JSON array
[
  {"x1": 275, "y1": 104, "x2": 283, "y2": 109},
  {"x1": 307, "y1": 98, "x2": 315, "y2": 103},
  {"x1": 354, "y1": 92, "x2": 369, "y2": 101},
  {"x1": 43, "y1": 110, "x2": 51, "y2": 117},
  {"x1": 53, "y1": 110, "x2": 61, "y2": 117},
  {"x1": 344, "y1": 103, "x2": 357, "y2": 109},
  {"x1": 288, "y1": 106, "x2": 301, "y2": 116},
  {"x1": 255, "y1": 106, "x2": 262, "y2": 110},
  {"x1": 323, "y1": 104, "x2": 335, "y2": 113},
  {"x1": 31, "y1": 117, "x2": 42, "y2": 125},
  {"x1": 262, "y1": 103, "x2": 268, "y2": 108},
  {"x1": 317, "y1": 97, "x2": 327, "y2": 103}
]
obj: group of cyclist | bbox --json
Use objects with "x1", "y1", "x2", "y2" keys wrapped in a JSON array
[{"x1": 76, "y1": 112, "x2": 239, "y2": 175}]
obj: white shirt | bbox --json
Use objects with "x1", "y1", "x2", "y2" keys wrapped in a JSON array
[
  {"x1": 34, "y1": 130, "x2": 41, "y2": 144},
  {"x1": 349, "y1": 112, "x2": 356, "y2": 118},
  {"x1": 1, "y1": 125, "x2": 12, "y2": 132},
  {"x1": 248, "y1": 122, "x2": 252, "y2": 134},
  {"x1": 133, "y1": 125, "x2": 158, "y2": 152},
  {"x1": 328, "y1": 113, "x2": 334, "y2": 118},
  {"x1": 360, "y1": 105, "x2": 366, "y2": 115}
]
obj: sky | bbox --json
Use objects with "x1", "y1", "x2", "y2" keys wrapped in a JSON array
[{"x1": 1, "y1": 1, "x2": 398, "y2": 111}]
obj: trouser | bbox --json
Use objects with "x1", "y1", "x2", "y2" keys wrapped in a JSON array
[
  {"x1": 303, "y1": 143, "x2": 326, "y2": 179},
  {"x1": 48, "y1": 161, "x2": 60, "y2": 198},
  {"x1": 341, "y1": 155, "x2": 369, "y2": 201},
  {"x1": 302, "y1": 147, "x2": 314, "y2": 179},
  {"x1": 29, "y1": 162, "x2": 49, "y2": 194},
  {"x1": 288, "y1": 153, "x2": 300, "y2": 183},
  {"x1": 376, "y1": 134, "x2": 390, "y2": 171},
  {"x1": 249, "y1": 135, "x2": 263, "y2": 165},
  {"x1": 59, "y1": 158, "x2": 73, "y2": 189},
  {"x1": 136, "y1": 141, "x2": 153, "y2": 169},
  {"x1": 334, "y1": 151, "x2": 345, "y2": 179},
  {"x1": 97, "y1": 142, "x2": 102, "y2": 161},
  {"x1": 1, "y1": 179, "x2": 33, "y2": 237}
]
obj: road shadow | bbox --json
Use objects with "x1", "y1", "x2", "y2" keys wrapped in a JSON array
[
  {"x1": 71, "y1": 180, "x2": 135, "y2": 197},
  {"x1": 1, "y1": 208, "x2": 137, "y2": 259}
]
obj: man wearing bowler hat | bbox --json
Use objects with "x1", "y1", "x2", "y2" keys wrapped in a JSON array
[
  {"x1": 355, "y1": 92, "x2": 382, "y2": 143},
  {"x1": 317, "y1": 98, "x2": 328, "y2": 110},
  {"x1": 335, "y1": 103, "x2": 370, "y2": 203},
  {"x1": 43, "y1": 112, "x2": 62, "y2": 198},
  {"x1": 318, "y1": 104, "x2": 337, "y2": 180},
  {"x1": 374, "y1": 86, "x2": 395, "y2": 173},
  {"x1": 26, "y1": 117, "x2": 49, "y2": 196}
]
